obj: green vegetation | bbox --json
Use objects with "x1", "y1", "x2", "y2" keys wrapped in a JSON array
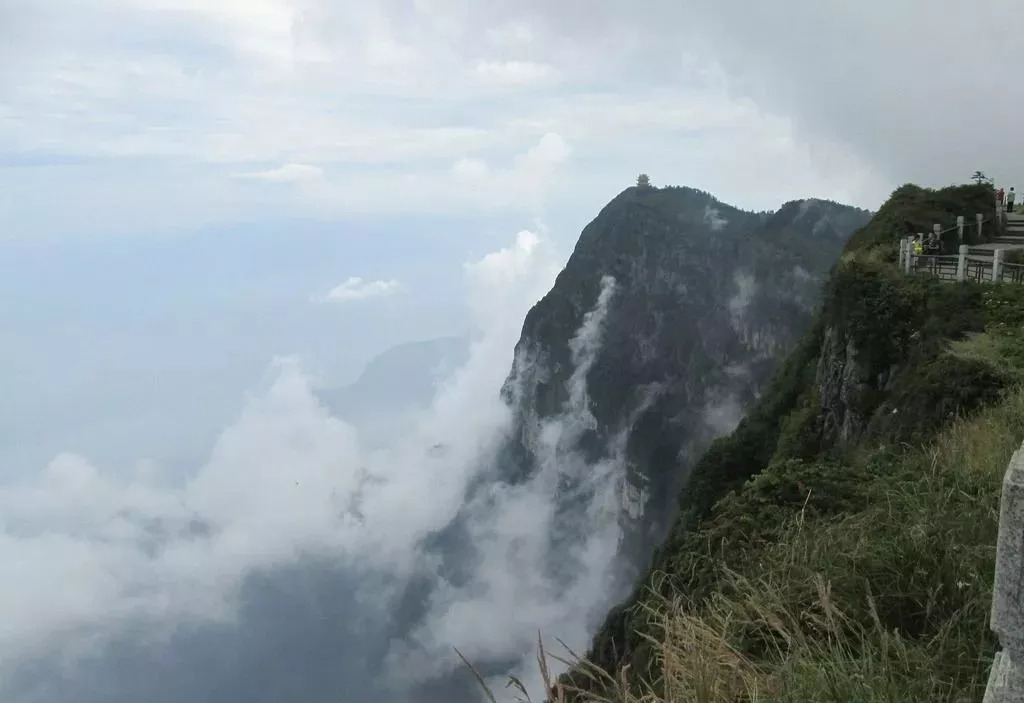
[
  {"x1": 1004, "y1": 249, "x2": 1024, "y2": 266},
  {"x1": 530, "y1": 385, "x2": 1024, "y2": 702},
  {"x1": 462, "y1": 182, "x2": 1022, "y2": 702},
  {"x1": 844, "y1": 182, "x2": 993, "y2": 255},
  {"x1": 482, "y1": 181, "x2": 1024, "y2": 702}
]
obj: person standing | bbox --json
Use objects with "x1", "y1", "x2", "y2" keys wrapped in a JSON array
[
  {"x1": 998, "y1": 185, "x2": 1005, "y2": 206},
  {"x1": 1009, "y1": 187, "x2": 1017, "y2": 213}
]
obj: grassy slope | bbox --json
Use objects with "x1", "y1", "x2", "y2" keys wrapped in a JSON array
[{"x1": 547, "y1": 182, "x2": 1024, "y2": 701}]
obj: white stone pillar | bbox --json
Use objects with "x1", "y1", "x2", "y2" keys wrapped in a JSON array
[
  {"x1": 904, "y1": 236, "x2": 914, "y2": 274},
  {"x1": 978, "y1": 213, "x2": 985, "y2": 240},
  {"x1": 898, "y1": 237, "x2": 906, "y2": 270},
  {"x1": 994, "y1": 249, "x2": 1004, "y2": 283},
  {"x1": 984, "y1": 443, "x2": 1024, "y2": 702},
  {"x1": 957, "y1": 244, "x2": 968, "y2": 282}
]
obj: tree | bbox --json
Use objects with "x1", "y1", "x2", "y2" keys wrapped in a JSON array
[
  {"x1": 971, "y1": 170, "x2": 991, "y2": 185},
  {"x1": 636, "y1": 173, "x2": 651, "y2": 188}
]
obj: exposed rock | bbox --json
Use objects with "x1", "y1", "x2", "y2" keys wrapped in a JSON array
[
  {"x1": 498, "y1": 186, "x2": 870, "y2": 569},
  {"x1": 816, "y1": 324, "x2": 870, "y2": 447}
]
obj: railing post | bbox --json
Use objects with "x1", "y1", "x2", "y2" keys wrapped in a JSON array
[
  {"x1": 983, "y1": 443, "x2": 1024, "y2": 701},
  {"x1": 957, "y1": 244, "x2": 968, "y2": 282},
  {"x1": 994, "y1": 248, "x2": 1004, "y2": 283},
  {"x1": 978, "y1": 213, "x2": 985, "y2": 241},
  {"x1": 957, "y1": 215, "x2": 965, "y2": 242}
]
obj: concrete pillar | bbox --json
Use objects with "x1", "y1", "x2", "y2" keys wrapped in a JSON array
[
  {"x1": 957, "y1": 244, "x2": 968, "y2": 282},
  {"x1": 984, "y1": 443, "x2": 1024, "y2": 702},
  {"x1": 904, "y1": 236, "x2": 914, "y2": 274},
  {"x1": 978, "y1": 213, "x2": 986, "y2": 240},
  {"x1": 958, "y1": 215, "x2": 965, "y2": 242},
  {"x1": 994, "y1": 249, "x2": 1004, "y2": 283}
]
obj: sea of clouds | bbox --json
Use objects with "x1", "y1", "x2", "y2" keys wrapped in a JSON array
[{"x1": 0, "y1": 229, "x2": 639, "y2": 703}]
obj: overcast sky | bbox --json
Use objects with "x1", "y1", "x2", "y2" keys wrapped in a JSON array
[
  {"x1": 6, "y1": 0, "x2": 1020, "y2": 234},
  {"x1": 1, "y1": 0, "x2": 1019, "y2": 473}
]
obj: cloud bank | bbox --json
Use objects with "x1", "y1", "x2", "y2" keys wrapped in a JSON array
[
  {"x1": 2, "y1": 0, "x2": 923, "y2": 241},
  {"x1": 319, "y1": 276, "x2": 402, "y2": 303},
  {"x1": 0, "y1": 228, "x2": 635, "y2": 703},
  {"x1": 236, "y1": 163, "x2": 326, "y2": 183}
]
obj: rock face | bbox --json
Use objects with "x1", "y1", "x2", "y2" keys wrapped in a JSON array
[
  {"x1": 815, "y1": 323, "x2": 872, "y2": 447},
  {"x1": 497, "y1": 185, "x2": 871, "y2": 574},
  {"x1": 387, "y1": 186, "x2": 869, "y2": 701}
]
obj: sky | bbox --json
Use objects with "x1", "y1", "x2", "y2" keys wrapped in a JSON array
[
  {"x1": 2, "y1": 0, "x2": 1024, "y2": 700},
  {"x1": 6, "y1": 0, "x2": 1018, "y2": 473}
]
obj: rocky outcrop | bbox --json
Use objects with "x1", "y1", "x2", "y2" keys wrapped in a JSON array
[
  {"x1": 569, "y1": 181, "x2": 1007, "y2": 700},
  {"x1": 497, "y1": 186, "x2": 871, "y2": 567},
  {"x1": 815, "y1": 325, "x2": 871, "y2": 447},
  {"x1": 986, "y1": 442, "x2": 1024, "y2": 703}
]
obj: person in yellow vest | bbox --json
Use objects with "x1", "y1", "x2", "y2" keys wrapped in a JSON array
[{"x1": 912, "y1": 235, "x2": 924, "y2": 271}]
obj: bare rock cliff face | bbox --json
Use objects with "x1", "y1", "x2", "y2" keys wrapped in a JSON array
[
  {"x1": 497, "y1": 186, "x2": 871, "y2": 572},
  {"x1": 816, "y1": 324, "x2": 872, "y2": 447}
]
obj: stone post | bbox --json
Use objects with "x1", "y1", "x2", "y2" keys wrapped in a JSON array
[
  {"x1": 958, "y1": 215, "x2": 965, "y2": 242},
  {"x1": 994, "y1": 248, "x2": 1004, "y2": 284},
  {"x1": 979, "y1": 213, "x2": 986, "y2": 240},
  {"x1": 904, "y1": 236, "x2": 915, "y2": 274},
  {"x1": 898, "y1": 237, "x2": 905, "y2": 270},
  {"x1": 984, "y1": 443, "x2": 1024, "y2": 702},
  {"x1": 957, "y1": 244, "x2": 968, "y2": 282}
]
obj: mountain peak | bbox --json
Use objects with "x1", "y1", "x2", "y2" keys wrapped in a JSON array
[{"x1": 497, "y1": 185, "x2": 871, "y2": 572}]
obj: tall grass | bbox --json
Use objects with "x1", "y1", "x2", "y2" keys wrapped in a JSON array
[{"x1": 461, "y1": 388, "x2": 1024, "y2": 702}]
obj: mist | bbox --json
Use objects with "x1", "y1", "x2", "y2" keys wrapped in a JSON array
[{"x1": 0, "y1": 230, "x2": 639, "y2": 703}]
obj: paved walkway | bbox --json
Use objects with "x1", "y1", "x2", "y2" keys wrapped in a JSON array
[{"x1": 968, "y1": 212, "x2": 1024, "y2": 261}]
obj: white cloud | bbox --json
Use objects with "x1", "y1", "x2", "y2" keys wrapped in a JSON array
[
  {"x1": 0, "y1": 227, "x2": 635, "y2": 703},
  {"x1": 474, "y1": 60, "x2": 556, "y2": 86},
  {"x1": 450, "y1": 156, "x2": 490, "y2": 182},
  {"x1": 235, "y1": 163, "x2": 325, "y2": 183},
  {"x1": 0, "y1": 0, "x2": 916, "y2": 239},
  {"x1": 704, "y1": 205, "x2": 728, "y2": 231},
  {"x1": 320, "y1": 277, "x2": 401, "y2": 303},
  {"x1": 519, "y1": 132, "x2": 571, "y2": 167},
  {"x1": 483, "y1": 21, "x2": 536, "y2": 49}
]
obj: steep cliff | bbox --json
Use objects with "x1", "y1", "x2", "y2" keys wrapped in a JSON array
[
  {"x1": 570, "y1": 181, "x2": 1024, "y2": 701},
  {"x1": 496, "y1": 185, "x2": 871, "y2": 579}
]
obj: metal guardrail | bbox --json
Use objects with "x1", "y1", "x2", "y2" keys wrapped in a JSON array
[
  {"x1": 905, "y1": 251, "x2": 1024, "y2": 285},
  {"x1": 898, "y1": 205, "x2": 1024, "y2": 285},
  {"x1": 999, "y1": 262, "x2": 1024, "y2": 284},
  {"x1": 912, "y1": 255, "x2": 959, "y2": 280},
  {"x1": 967, "y1": 259, "x2": 993, "y2": 283}
]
